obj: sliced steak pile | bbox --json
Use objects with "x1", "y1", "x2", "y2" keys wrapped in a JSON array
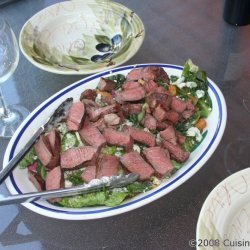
[
  {"x1": 120, "y1": 152, "x2": 154, "y2": 180},
  {"x1": 27, "y1": 66, "x2": 199, "y2": 195}
]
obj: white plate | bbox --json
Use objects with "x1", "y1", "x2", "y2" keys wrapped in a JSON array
[
  {"x1": 19, "y1": 0, "x2": 144, "y2": 75},
  {"x1": 196, "y1": 168, "x2": 250, "y2": 250},
  {"x1": 3, "y1": 63, "x2": 227, "y2": 220}
]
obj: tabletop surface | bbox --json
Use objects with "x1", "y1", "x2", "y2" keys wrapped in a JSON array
[{"x1": 1, "y1": 0, "x2": 250, "y2": 249}]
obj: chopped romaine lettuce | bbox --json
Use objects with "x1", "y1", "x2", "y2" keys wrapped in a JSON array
[
  {"x1": 67, "y1": 171, "x2": 83, "y2": 186},
  {"x1": 57, "y1": 182, "x2": 153, "y2": 208},
  {"x1": 61, "y1": 132, "x2": 82, "y2": 152},
  {"x1": 107, "y1": 74, "x2": 126, "y2": 89},
  {"x1": 36, "y1": 161, "x2": 47, "y2": 180},
  {"x1": 58, "y1": 192, "x2": 107, "y2": 208},
  {"x1": 104, "y1": 192, "x2": 128, "y2": 206},
  {"x1": 18, "y1": 147, "x2": 37, "y2": 169},
  {"x1": 102, "y1": 146, "x2": 125, "y2": 156}
]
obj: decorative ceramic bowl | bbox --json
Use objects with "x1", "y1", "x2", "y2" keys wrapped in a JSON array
[
  {"x1": 197, "y1": 168, "x2": 250, "y2": 249},
  {"x1": 19, "y1": 0, "x2": 145, "y2": 75}
]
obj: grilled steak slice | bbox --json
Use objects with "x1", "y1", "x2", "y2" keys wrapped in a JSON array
[
  {"x1": 34, "y1": 135, "x2": 53, "y2": 167},
  {"x1": 162, "y1": 140, "x2": 190, "y2": 163},
  {"x1": 61, "y1": 146, "x2": 97, "y2": 169},
  {"x1": 122, "y1": 103, "x2": 142, "y2": 116},
  {"x1": 160, "y1": 125, "x2": 177, "y2": 145},
  {"x1": 92, "y1": 117, "x2": 106, "y2": 131},
  {"x1": 142, "y1": 66, "x2": 170, "y2": 83},
  {"x1": 156, "y1": 121, "x2": 171, "y2": 130},
  {"x1": 126, "y1": 68, "x2": 142, "y2": 81},
  {"x1": 177, "y1": 133, "x2": 186, "y2": 145},
  {"x1": 153, "y1": 105, "x2": 168, "y2": 122},
  {"x1": 67, "y1": 101, "x2": 85, "y2": 131},
  {"x1": 88, "y1": 104, "x2": 118, "y2": 121},
  {"x1": 123, "y1": 81, "x2": 141, "y2": 90},
  {"x1": 81, "y1": 165, "x2": 96, "y2": 183},
  {"x1": 125, "y1": 126, "x2": 156, "y2": 147},
  {"x1": 79, "y1": 121, "x2": 106, "y2": 148},
  {"x1": 98, "y1": 77, "x2": 116, "y2": 92},
  {"x1": 104, "y1": 113, "x2": 121, "y2": 126},
  {"x1": 46, "y1": 166, "x2": 63, "y2": 190},
  {"x1": 146, "y1": 92, "x2": 172, "y2": 110},
  {"x1": 166, "y1": 110, "x2": 180, "y2": 124},
  {"x1": 97, "y1": 154, "x2": 119, "y2": 178},
  {"x1": 144, "y1": 79, "x2": 158, "y2": 93},
  {"x1": 120, "y1": 152, "x2": 154, "y2": 180},
  {"x1": 46, "y1": 129, "x2": 61, "y2": 168},
  {"x1": 141, "y1": 114, "x2": 157, "y2": 131},
  {"x1": 115, "y1": 86, "x2": 146, "y2": 102},
  {"x1": 28, "y1": 171, "x2": 45, "y2": 191},
  {"x1": 171, "y1": 97, "x2": 187, "y2": 114},
  {"x1": 182, "y1": 109, "x2": 195, "y2": 119},
  {"x1": 143, "y1": 147, "x2": 173, "y2": 177},
  {"x1": 103, "y1": 128, "x2": 133, "y2": 151},
  {"x1": 80, "y1": 89, "x2": 97, "y2": 101}
]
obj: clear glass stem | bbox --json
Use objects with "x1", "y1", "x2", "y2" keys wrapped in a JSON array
[{"x1": 0, "y1": 86, "x2": 10, "y2": 117}]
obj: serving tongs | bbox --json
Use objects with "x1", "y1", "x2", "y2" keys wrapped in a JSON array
[
  {"x1": 0, "y1": 173, "x2": 139, "y2": 206},
  {"x1": 0, "y1": 98, "x2": 139, "y2": 206}
]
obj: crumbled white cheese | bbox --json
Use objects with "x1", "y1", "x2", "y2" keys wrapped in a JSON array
[
  {"x1": 95, "y1": 93, "x2": 102, "y2": 104},
  {"x1": 186, "y1": 81, "x2": 197, "y2": 88},
  {"x1": 75, "y1": 131, "x2": 84, "y2": 146},
  {"x1": 151, "y1": 176, "x2": 161, "y2": 186},
  {"x1": 56, "y1": 122, "x2": 68, "y2": 135},
  {"x1": 116, "y1": 147, "x2": 124, "y2": 151},
  {"x1": 65, "y1": 180, "x2": 73, "y2": 188},
  {"x1": 156, "y1": 133, "x2": 161, "y2": 145},
  {"x1": 143, "y1": 127, "x2": 150, "y2": 133},
  {"x1": 186, "y1": 127, "x2": 202, "y2": 142},
  {"x1": 133, "y1": 144, "x2": 141, "y2": 153},
  {"x1": 124, "y1": 119, "x2": 134, "y2": 127},
  {"x1": 115, "y1": 151, "x2": 123, "y2": 157},
  {"x1": 172, "y1": 77, "x2": 198, "y2": 89},
  {"x1": 196, "y1": 90, "x2": 205, "y2": 99},
  {"x1": 113, "y1": 187, "x2": 128, "y2": 193},
  {"x1": 172, "y1": 76, "x2": 186, "y2": 89}
]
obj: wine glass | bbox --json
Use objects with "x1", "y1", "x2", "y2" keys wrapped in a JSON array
[{"x1": 0, "y1": 17, "x2": 29, "y2": 138}]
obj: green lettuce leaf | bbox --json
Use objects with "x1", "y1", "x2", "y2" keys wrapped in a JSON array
[{"x1": 18, "y1": 147, "x2": 37, "y2": 169}]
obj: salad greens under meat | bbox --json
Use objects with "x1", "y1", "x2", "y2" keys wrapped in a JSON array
[{"x1": 18, "y1": 59, "x2": 212, "y2": 208}]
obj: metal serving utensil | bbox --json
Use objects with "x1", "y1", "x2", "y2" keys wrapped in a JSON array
[
  {"x1": 0, "y1": 173, "x2": 139, "y2": 206},
  {"x1": 0, "y1": 98, "x2": 73, "y2": 185}
]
